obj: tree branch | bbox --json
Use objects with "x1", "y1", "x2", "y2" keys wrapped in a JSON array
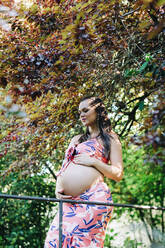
[
  {"x1": 120, "y1": 7, "x2": 140, "y2": 19},
  {"x1": 44, "y1": 163, "x2": 57, "y2": 180},
  {"x1": 118, "y1": 92, "x2": 154, "y2": 136},
  {"x1": 119, "y1": 103, "x2": 139, "y2": 137},
  {"x1": 139, "y1": 209, "x2": 152, "y2": 242}
]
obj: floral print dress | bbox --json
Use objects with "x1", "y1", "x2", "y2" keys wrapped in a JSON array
[{"x1": 44, "y1": 138, "x2": 113, "y2": 248}]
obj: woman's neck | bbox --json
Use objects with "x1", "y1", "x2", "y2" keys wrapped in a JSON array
[{"x1": 88, "y1": 125, "x2": 100, "y2": 139}]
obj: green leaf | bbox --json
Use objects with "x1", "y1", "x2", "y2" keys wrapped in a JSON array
[
  {"x1": 124, "y1": 68, "x2": 139, "y2": 78},
  {"x1": 139, "y1": 61, "x2": 148, "y2": 73},
  {"x1": 145, "y1": 53, "x2": 152, "y2": 62},
  {"x1": 138, "y1": 100, "x2": 144, "y2": 111},
  {"x1": 156, "y1": 0, "x2": 165, "y2": 7},
  {"x1": 29, "y1": 4, "x2": 38, "y2": 14}
]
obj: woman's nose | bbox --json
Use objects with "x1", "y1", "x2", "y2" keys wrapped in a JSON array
[{"x1": 80, "y1": 113, "x2": 85, "y2": 117}]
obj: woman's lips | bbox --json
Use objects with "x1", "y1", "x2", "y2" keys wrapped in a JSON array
[{"x1": 81, "y1": 118, "x2": 86, "y2": 122}]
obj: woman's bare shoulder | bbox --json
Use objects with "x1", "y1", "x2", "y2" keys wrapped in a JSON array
[
  {"x1": 109, "y1": 130, "x2": 121, "y2": 144},
  {"x1": 70, "y1": 134, "x2": 83, "y2": 145}
]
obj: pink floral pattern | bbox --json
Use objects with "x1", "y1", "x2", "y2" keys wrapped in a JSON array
[
  {"x1": 44, "y1": 181, "x2": 113, "y2": 248},
  {"x1": 56, "y1": 138, "x2": 108, "y2": 177},
  {"x1": 44, "y1": 138, "x2": 113, "y2": 247}
]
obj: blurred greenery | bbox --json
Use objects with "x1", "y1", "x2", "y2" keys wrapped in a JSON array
[
  {"x1": 0, "y1": 142, "x2": 164, "y2": 247},
  {"x1": 0, "y1": 0, "x2": 164, "y2": 247},
  {"x1": 0, "y1": 153, "x2": 56, "y2": 247}
]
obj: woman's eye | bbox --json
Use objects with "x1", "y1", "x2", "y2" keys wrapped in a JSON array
[{"x1": 79, "y1": 109, "x2": 89, "y2": 114}]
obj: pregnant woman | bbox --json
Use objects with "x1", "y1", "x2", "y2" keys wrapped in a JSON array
[{"x1": 44, "y1": 96, "x2": 123, "y2": 248}]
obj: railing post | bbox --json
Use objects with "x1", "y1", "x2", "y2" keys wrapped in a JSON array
[{"x1": 59, "y1": 200, "x2": 63, "y2": 248}]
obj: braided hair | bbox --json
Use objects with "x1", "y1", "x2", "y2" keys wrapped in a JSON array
[{"x1": 78, "y1": 96, "x2": 112, "y2": 160}]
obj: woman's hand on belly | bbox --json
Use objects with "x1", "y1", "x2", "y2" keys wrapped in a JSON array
[
  {"x1": 56, "y1": 189, "x2": 72, "y2": 200},
  {"x1": 73, "y1": 153, "x2": 96, "y2": 167},
  {"x1": 55, "y1": 176, "x2": 72, "y2": 199}
]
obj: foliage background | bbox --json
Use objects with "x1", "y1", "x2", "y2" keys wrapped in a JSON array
[{"x1": 0, "y1": 0, "x2": 164, "y2": 247}]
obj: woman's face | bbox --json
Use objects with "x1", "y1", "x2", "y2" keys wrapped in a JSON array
[{"x1": 79, "y1": 99, "x2": 97, "y2": 126}]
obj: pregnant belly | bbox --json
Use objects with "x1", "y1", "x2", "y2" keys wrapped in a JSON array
[{"x1": 60, "y1": 162, "x2": 103, "y2": 197}]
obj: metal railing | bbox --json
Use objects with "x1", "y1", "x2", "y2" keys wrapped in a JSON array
[{"x1": 0, "y1": 193, "x2": 164, "y2": 248}]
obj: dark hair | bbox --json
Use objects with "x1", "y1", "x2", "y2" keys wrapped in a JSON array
[{"x1": 78, "y1": 96, "x2": 112, "y2": 160}]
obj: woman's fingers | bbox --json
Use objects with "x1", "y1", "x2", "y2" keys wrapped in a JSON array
[
  {"x1": 56, "y1": 192, "x2": 72, "y2": 199},
  {"x1": 73, "y1": 154, "x2": 95, "y2": 166},
  {"x1": 60, "y1": 194, "x2": 73, "y2": 199}
]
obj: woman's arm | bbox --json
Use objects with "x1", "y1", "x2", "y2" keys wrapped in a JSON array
[
  {"x1": 73, "y1": 132, "x2": 123, "y2": 182},
  {"x1": 94, "y1": 133, "x2": 123, "y2": 182}
]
